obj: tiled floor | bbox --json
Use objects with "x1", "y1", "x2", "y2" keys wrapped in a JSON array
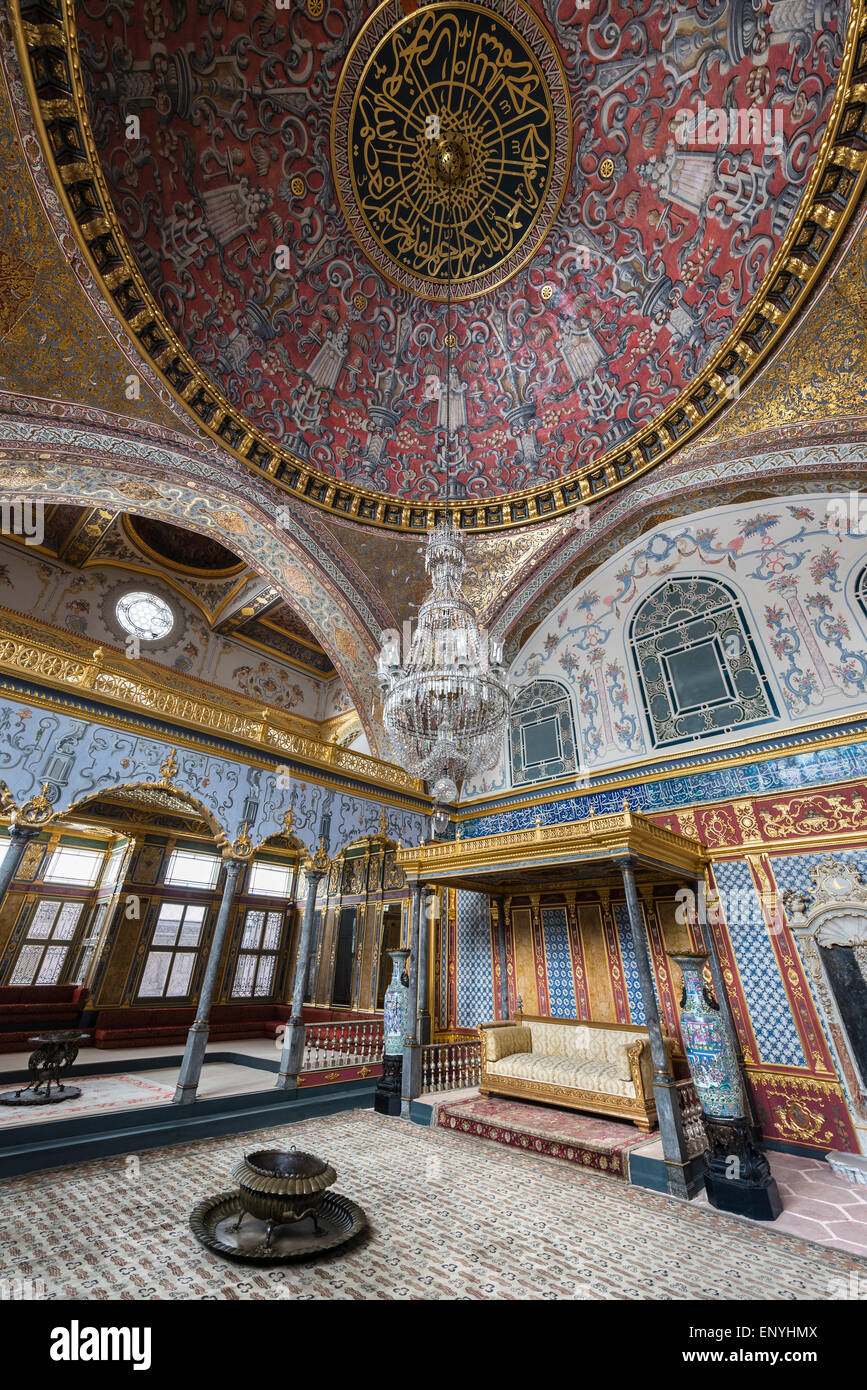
[{"x1": 695, "y1": 1149, "x2": 867, "y2": 1257}]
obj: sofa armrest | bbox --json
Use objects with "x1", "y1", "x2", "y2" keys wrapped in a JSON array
[
  {"x1": 479, "y1": 1022, "x2": 531, "y2": 1066},
  {"x1": 628, "y1": 1038, "x2": 653, "y2": 1102}
]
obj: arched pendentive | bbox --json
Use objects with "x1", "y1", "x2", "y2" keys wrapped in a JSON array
[
  {"x1": 0, "y1": 443, "x2": 385, "y2": 755},
  {"x1": 491, "y1": 454, "x2": 867, "y2": 656}
]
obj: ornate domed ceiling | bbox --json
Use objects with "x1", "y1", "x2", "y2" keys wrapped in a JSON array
[{"x1": 20, "y1": 0, "x2": 860, "y2": 530}]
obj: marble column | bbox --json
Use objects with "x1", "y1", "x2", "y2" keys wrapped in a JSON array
[
  {"x1": 173, "y1": 857, "x2": 243, "y2": 1105},
  {"x1": 401, "y1": 881, "x2": 423, "y2": 1113},
  {"x1": 0, "y1": 822, "x2": 41, "y2": 905},
  {"x1": 494, "y1": 894, "x2": 510, "y2": 1019},
  {"x1": 276, "y1": 857, "x2": 329, "y2": 1089},
  {"x1": 615, "y1": 855, "x2": 691, "y2": 1197}
]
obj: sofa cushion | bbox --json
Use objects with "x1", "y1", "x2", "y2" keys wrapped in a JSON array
[
  {"x1": 486, "y1": 1051, "x2": 636, "y2": 1099},
  {"x1": 528, "y1": 1021, "x2": 643, "y2": 1077},
  {"x1": 484, "y1": 1025, "x2": 531, "y2": 1062}
]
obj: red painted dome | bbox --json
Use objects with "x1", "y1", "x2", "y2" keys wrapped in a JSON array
[{"x1": 76, "y1": 0, "x2": 843, "y2": 503}]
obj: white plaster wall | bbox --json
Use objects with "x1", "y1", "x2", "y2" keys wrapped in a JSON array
[
  {"x1": 0, "y1": 539, "x2": 325, "y2": 717},
  {"x1": 463, "y1": 492, "x2": 867, "y2": 797}
]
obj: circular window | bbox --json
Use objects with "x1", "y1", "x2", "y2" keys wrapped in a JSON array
[{"x1": 115, "y1": 591, "x2": 175, "y2": 642}]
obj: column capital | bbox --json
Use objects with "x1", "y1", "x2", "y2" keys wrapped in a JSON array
[
  {"x1": 303, "y1": 837, "x2": 331, "y2": 876},
  {"x1": 8, "y1": 820, "x2": 42, "y2": 845}
]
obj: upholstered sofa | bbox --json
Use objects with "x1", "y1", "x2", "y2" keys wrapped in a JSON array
[{"x1": 478, "y1": 1015, "x2": 661, "y2": 1130}]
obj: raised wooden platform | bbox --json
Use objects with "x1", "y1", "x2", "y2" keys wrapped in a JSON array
[{"x1": 435, "y1": 1094, "x2": 658, "y2": 1180}]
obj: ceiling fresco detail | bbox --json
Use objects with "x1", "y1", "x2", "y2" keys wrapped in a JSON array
[
  {"x1": 74, "y1": 0, "x2": 846, "y2": 505},
  {"x1": 333, "y1": 0, "x2": 571, "y2": 298}
]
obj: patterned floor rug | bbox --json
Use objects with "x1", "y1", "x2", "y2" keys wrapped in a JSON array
[
  {"x1": 438, "y1": 1096, "x2": 656, "y2": 1178},
  {"x1": 0, "y1": 1108, "x2": 865, "y2": 1300},
  {"x1": 0, "y1": 1073, "x2": 176, "y2": 1127}
]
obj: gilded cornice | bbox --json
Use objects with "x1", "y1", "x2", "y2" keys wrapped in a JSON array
[
  {"x1": 0, "y1": 611, "x2": 427, "y2": 806},
  {"x1": 10, "y1": 0, "x2": 867, "y2": 533},
  {"x1": 457, "y1": 711, "x2": 867, "y2": 817},
  {"x1": 397, "y1": 805, "x2": 707, "y2": 887}
]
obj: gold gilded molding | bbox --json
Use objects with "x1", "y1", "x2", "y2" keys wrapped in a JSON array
[
  {"x1": 0, "y1": 614, "x2": 425, "y2": 802},
  {"x1": 10, "y1": 0, "x2": 867, "y2": 532},
  {"x1": 457, "y1": 711, "x2": 867, "y2": 817},
  {"x1": 398, "y1": 803, "x2": 707, "y2": 885}
]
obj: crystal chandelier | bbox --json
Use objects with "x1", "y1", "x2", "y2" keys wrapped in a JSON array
[{"x1": 378, "y1": 134, "x2": 510, "y2": 813}]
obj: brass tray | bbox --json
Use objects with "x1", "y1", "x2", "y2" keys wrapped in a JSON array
[{"x1": 189, "y1": 1189, "x2": 367, "y2": 1264}]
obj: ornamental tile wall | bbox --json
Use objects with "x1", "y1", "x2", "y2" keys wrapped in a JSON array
[
  {"x1": 613, "y1": 903, "x2": 647, "y2": 1025},
  {"x1": 712, "y1": 858, "x2": 807, "y2": 1069},
  {"x1": 455, "y1": 891, "x2": 495, "y2": 1029},
  {"x1": 540, "y1": 907, "x2": 576, "y2": 1018},
  {"x1": 461, "y1": 728, "x2": 867, "y2": 837}
]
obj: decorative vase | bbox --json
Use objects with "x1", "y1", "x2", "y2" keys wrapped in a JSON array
[
  {"x1": 382, "y1": 948, "x2": 411, "y2": 1056},
  {"x1": 670, "y1": 952, "x2": 745, "y2": 1120}
]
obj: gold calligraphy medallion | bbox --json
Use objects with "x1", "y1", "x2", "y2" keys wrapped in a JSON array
[{"x1": 332, "y1": 0, "x2": 572, "y2": 301}]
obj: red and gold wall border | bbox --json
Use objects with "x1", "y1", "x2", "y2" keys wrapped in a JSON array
[{"x1": 11, "y1": 0, "x2": 867, "y2": 533}]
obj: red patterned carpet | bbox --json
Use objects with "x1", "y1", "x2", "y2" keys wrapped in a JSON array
[{"x1": 438, "y1": 1096, "x2": 656, "y2": 1178}]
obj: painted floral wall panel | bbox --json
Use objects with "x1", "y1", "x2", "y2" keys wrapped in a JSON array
[
  {"x1": 463, "y1": 494, "x2": 867, "y2": 797},
  {"x1": 0, "y1": 696, "x2": 427, "y2": 853}
]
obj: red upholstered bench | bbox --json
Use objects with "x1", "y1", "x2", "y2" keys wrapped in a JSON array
[
  {"x1": 0, "y1": 985, "x2": 90, "y2": 1052},
  {"x1": 93, "y1": 1003, "x2": 291, "y2": 1048}
]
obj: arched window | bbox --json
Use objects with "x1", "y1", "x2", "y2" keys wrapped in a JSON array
[
  {"x1": 630, "y1": 577, "x2": 776, "y2": 748},
  {"x1": 509, "y1": 679, "x2": 577, "y2": 786}
]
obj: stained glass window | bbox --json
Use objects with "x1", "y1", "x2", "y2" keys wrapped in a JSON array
[
  {"x1": 115, "y1": 590, "x2": 174, "y2": 641},
  {"x1": 510, "y1": 680, "x2": 577, "y2": 786},
  {"x1": 138, "y1": 902, "x2": 207, "y2": 999},
  {"x1": 7, "y1": 900, "x2": 83, "y2": 985},
  {"x1": 231, "y1": 909, "x2": 284, "y2": 998},
  {"x1": 630, "y1": 578, "x2": 777, "y2": 748}
]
